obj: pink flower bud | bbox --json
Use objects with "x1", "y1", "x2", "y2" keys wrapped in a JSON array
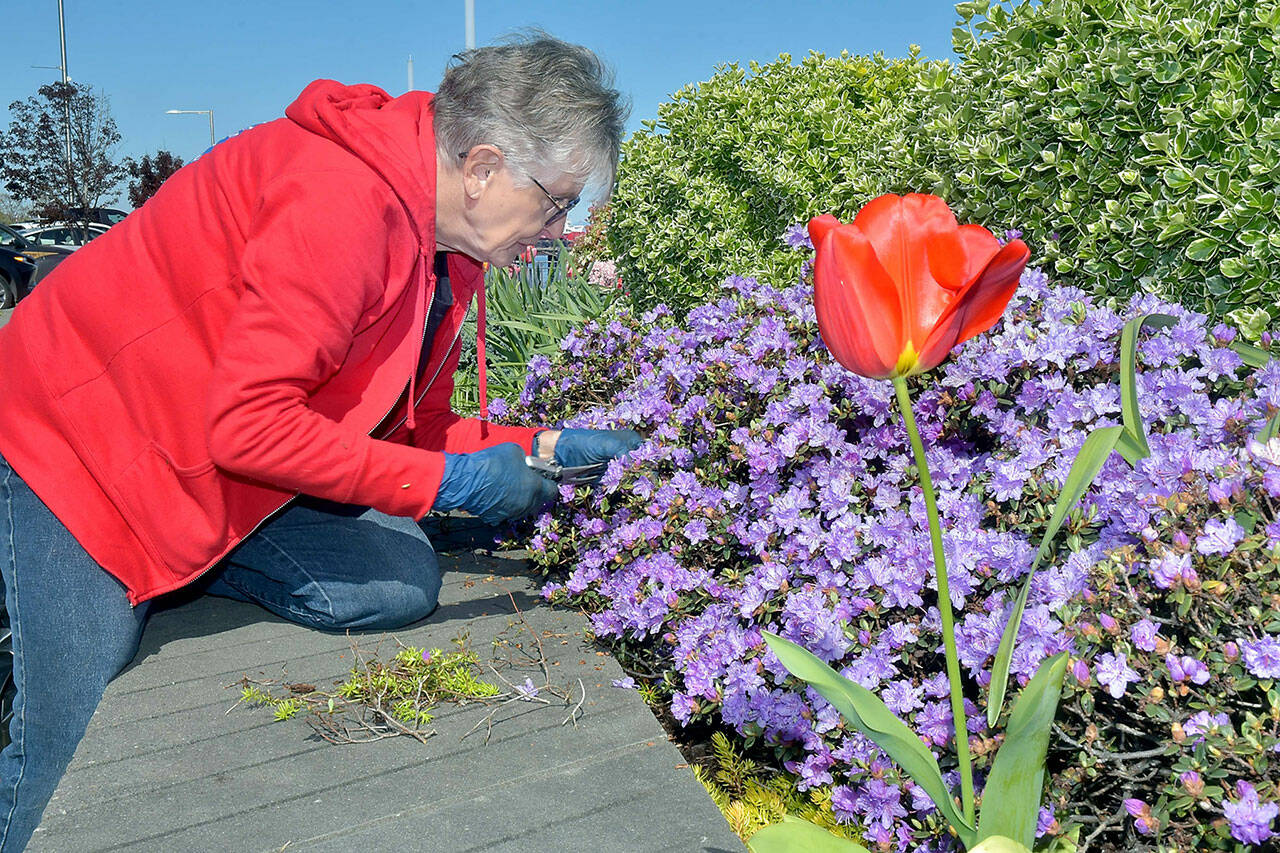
[{"x1": 1071, "y1": 659, "x2": 1090, "y2": 685}]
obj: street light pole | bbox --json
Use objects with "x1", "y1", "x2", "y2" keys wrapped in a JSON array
[
  {"x1": 165, "y1": 109, "x2": 216, "y2": 150},
  {"x1": 57, "y1": 0, "x2": 73, "y2": 195},
  {"x1": 465, "y1": 0, "x2": 475, "y2": 49}
]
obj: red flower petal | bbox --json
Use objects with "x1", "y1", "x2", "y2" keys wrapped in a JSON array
[
  {"x1": 850, "y1": 194, "x2": 974, "y2": 354},
  {"x1": 807, "y1": 214, "x2": 840, "y2": 249},
  {"x1": 813, "y1": 221, "x2": 905, "y2": 378},
  {"x1": 926, "y1": 223, "x2": 1001, "y2": 293},
  {"x1": 915, "y1": 238, "x2": 1029, "y2": 372}
]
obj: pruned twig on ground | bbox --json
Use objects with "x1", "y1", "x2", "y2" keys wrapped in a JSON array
[{"x1": 225, "y1": 581, "x2": 590, "y2": 746}]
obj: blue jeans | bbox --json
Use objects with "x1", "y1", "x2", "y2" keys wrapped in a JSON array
[{"x1": 0, "y1": 455, "x2": 441, "y2": 851}]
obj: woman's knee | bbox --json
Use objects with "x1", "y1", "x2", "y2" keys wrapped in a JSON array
[{"x1": 313, "y1": 569, "x2": 441, "y2": 631}]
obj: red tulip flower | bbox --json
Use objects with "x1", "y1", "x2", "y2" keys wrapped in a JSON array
[{"x1": 809, "y1": 193, "x2": 1030, "y2": 379}]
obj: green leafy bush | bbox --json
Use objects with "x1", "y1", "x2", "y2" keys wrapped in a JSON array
[
  {"x1": 607, "y1": 0, "x2": 1280, "y2": 331},
  {"x1": 923, "y1": 0, "x2": 1280, "y2": 337},
  {"x1": 608, "y1": 50, "x2": 942, "y2": 312}
]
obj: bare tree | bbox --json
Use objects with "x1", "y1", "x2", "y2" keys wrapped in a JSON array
[
  {"x1": 0, "y1": 81, "x2": 126, "y2": 224},
  {"x1": 124, "y1": 150, "x2": 185, "y2": 209},
  {"x1": 0, "y1": 192, "x2": 29, "y2": 226}
]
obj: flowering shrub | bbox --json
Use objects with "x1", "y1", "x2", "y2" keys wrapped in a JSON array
[
  {"x1": 1048, "y1": 436, "x2": 1280, "y2": 849},
  {"x1": 497, "y1": 237, "x2": 1279, "y2": 849}
]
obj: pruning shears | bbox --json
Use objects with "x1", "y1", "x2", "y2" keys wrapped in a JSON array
[{"x1": 525, "y1": 455, "x2": 607, "y2": 485}]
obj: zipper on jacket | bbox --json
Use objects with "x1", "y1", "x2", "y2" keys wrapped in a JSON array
[
  {"x1": 376, "y1": 315, "x2": 466, "y2": 438},
  {"x1": 372, "y1": 264, "x2": 439, "y2": 438}
]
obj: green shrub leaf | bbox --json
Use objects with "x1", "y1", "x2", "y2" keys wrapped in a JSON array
[
  {"x1": 987, "y1": 426, "x2": 1123, "y2": 727},
  {"x1": 762, "y1": 632, "x2": 976, "y2": 844},
  {"x1": 747, "y1": 816, "x2": 871, "y2": 853},
  {"x1": 1184, "y1": 237, "x2": 1220, "y2": 261},
  {"x1": 977, "y1": 653, "x2": 1068, "y2": 848}
]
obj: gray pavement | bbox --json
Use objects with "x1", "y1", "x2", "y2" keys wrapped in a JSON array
[{"x1": 30, "y1": 549, "x2": 744, "y2": 853}]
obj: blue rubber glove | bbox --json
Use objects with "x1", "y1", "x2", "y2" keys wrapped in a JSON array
[
  {"x1": 552, "y1": 428, "x2": 644, "y2": 472},
  {"x1": 433, "y1": 443, "x2": 559, "y2": 525}
]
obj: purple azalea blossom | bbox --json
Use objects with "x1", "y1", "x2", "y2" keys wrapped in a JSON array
[
  {"x1": 1222, "y1": 780, "x2": 1279, "y2": 845},
  {"x1": 1166, "y1": 653, "x2": 1211, "y2": 685},
  {"x1": 1196, "y1": 517, "x2": 1246, "y2": 556},
  {"x1": 1131, "y1": 619, "x2": 1160, "y2": 652},
  {"x1": 1184, "y1": 710, "x2": 1230, "y2": 741},
  {"x1": 1095, "y1": 652, "x2": 1141, "y2": 699},
  {"x1": 1241, "y1": 636, "x2": 1280, "y2": 679}
]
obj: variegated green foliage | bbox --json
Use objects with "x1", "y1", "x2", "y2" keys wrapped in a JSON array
[
  {"x1": 924, "y1": 0, "x2": 1280, "y2": 336},
  {"x1": 609, "y1": 0, "x2": 1280, "y2": 332},
  {"x1": 609, "y1": 50, "x2": 942, "y2": 311}
]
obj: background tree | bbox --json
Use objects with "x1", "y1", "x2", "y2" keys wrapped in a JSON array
[
  {"x1": 124, "y1": 150, "x2": 184, "y2": 208},
  {"x1": 0, "y1": 192, "x2": 29, "y2": 226},
  {"x1": 0, "y1": 81, "x2": 125, "y2": 223}
]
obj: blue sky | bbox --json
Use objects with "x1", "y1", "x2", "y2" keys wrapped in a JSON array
[{"x1": 2, "y1": 1, "x2": 963, "y2": 212}]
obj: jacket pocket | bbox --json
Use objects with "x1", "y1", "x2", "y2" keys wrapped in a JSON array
[{"x1": 115, "y1": 444, "x2": 229, "y2": 574}]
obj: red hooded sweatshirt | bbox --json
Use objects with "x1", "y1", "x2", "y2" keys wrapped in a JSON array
[{"x1": 0, "y1": 80, "x2": 538, "y2": 604}]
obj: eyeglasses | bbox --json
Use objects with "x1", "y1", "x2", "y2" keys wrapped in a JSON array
[
  {"x1": 457, "y1": 151, "x2": 578, "y2": 228},
  {"x1": 528, "y1": 175, "x2": 579, "y2": 228}
]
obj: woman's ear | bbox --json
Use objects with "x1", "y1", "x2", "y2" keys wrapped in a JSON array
[{"x1": 460, "y1": 144, "x2": 505, "y2": 200}]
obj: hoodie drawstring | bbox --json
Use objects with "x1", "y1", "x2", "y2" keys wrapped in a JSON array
[
  {"x1": 405, "y1": 248, "x2": 431, "y2": 432},
  {"x1": 476, "y1": 265, "x2": 489, "y2": 433}
]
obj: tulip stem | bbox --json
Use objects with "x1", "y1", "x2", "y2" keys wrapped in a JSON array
[{"x1": 892, "y1": 376, "x2": 976, "y2": 827}]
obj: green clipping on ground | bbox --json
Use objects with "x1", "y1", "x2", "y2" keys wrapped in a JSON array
[{"x1": 232, "y1": 638, "x2": 500, "y2": 743}]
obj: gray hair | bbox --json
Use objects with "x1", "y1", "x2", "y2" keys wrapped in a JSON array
[{"x1": 433, "y1": 31, "x2": 630, "y2": 198}]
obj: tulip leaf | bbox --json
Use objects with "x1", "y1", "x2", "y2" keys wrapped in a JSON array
[
  {"x1": 976, "y1": 653, "x2": 1068, "y2": 849},
  {"x1": 747, "y1": 816, "x2": 871, "y2": 853},
  {"x1": 1260, "y1": 412, "x2": 1280, "y2": 443},
  {"x1": 1115, "y1": 313, "x2": 1176, "y2": 465},
  {"x1": 971, "y1": 837, "x2": 1033, "y2": 853},
  {"x1": 762, "y1": 632, "x2": 976, "y2": 844},
  {"x1": 986, "y1": 426, "x2": 1123, "y2": 727},
  {"x1": 1229, "y1": 340, "x2": 1274, "y2": 369}
]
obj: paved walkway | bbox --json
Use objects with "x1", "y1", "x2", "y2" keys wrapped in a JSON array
[{"x1": 30, "y1": 548, "x2": 744, "y2": 853}]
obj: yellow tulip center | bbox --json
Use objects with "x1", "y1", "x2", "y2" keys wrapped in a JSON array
[{"x1": 893, "y1": 341, "x2": 919, "y2": 377}]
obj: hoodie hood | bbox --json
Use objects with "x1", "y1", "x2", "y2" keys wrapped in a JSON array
[
  {"x1": 285, "y1": 80, "x2": 437, "y2": 246},
  {"x1": 283, "y1": 80, "x2": 492, "y2": 425}
]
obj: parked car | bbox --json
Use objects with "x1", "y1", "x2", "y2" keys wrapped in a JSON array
[
  {"x1": 61, "y1": 207, "x2": 129, "y2": 226},
  {"x1": 19, "y1": 222, "x2": 110, "y2": 249},
  {"x1": 0, "y1": 223, "x2": 71, "y2": 296},
  {"x1": 0, "y1": 244, "x2": 37, "y2": 309}
]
